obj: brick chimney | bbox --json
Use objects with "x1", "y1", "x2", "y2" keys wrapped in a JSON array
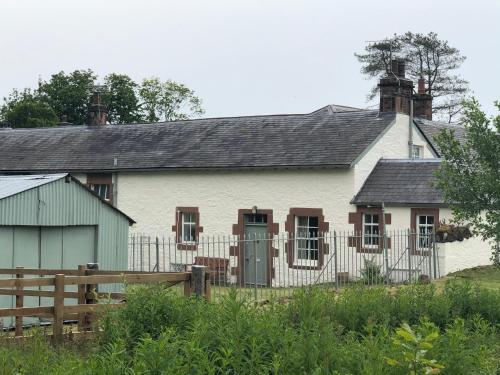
[
  {"x1": 87, "y1": 91, "x2": 108, "y2": 125},
  {"x1": 413, "y1": 78, "x2": 433, "y2": 120},
  {"x1": 379, "y1": 58, "x2": 414, "y2": 115}
]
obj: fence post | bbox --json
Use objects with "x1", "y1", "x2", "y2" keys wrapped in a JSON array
[
  {"x1": 77, "y1": 265, "x2": 87, "y2": 331},
  {"x1": 191, "y1": 265, "x2": 206, "y2": 298},
  {"x1": 53, "y1": 274, "x2": 65, "y2": 345},
  {"x1": 15, "y1": 266, "x2": 24, "y2": 337},
  {"x1": 155, "y1": 237, "x2": 160, "y2": 272},
  {"x1": 85, "y1": 263, "x2": 99, "y2": 329},
  {"x1": 183, "y1": 274, "x2": 191, "y2": 297},
  {"x1": 334, "y1": 231, "x2": 338, "y2": 291},
  {"x1": 407, "y1": 229, "x2": 412, "y2": 282},
  {"x1": 432, "y1": 232, "x2": 437, "y2": 279},
  {"x1": 204, "y1": 272, "x2": 211, "y2": 301}
]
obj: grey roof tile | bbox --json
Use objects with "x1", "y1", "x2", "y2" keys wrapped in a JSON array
[
  {"x1": 414, "y1": 118, "x2": 466, "y2": 156},
  {"x1": 0, "y1": 108, "x2": 395, "y2": 172},
  {"x1": 352, "y1": 159, "x2": 444, "y2": 205}
]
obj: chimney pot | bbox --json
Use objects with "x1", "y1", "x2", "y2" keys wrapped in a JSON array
[{"x1": 418, "y1": 78, "x2": 426, "y2": 95}]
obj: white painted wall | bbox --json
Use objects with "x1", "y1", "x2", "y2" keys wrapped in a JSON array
[
  {"x1": 354, "y1": 113, "x2": 438, "y2": 192},
  {"x1": 437, "y1": 237, "x2": 493, "y2": 275},
  {"x1": 118, "y1": 168, "x2": 356, "y2": 236}
]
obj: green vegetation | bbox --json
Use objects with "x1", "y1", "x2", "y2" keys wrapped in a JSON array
[
  {"x1": 0, "y1": 277, "x2": 499, "y2": 374},
  {"x1": 437, "y1": 266, "x2": 500, "y2": 291},
  {"x1": 434, "y1": 99, "x2": 500, "y2": 263}
]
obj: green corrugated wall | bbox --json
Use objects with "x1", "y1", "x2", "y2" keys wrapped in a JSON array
[{"x1": 0, "y1": 177, "x2": 130, "y2": 271}]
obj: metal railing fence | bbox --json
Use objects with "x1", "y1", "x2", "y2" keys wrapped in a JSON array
[{"x1": 128, "y1": 230, "x2": 439, "y2": 301}]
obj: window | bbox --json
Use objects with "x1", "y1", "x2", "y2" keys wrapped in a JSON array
[
  {"x1": 182, "y1": 212, "x2": 196, "y2": 243},
  {"x1": 417, "y1": 215, "x2": 434, "y2": 249},
  {"x1": 285, "y1": 208, "x2": 329, "y2": 269},
  {"x1": 295, "y1": 216, "x2": 319, "y2": 264},
  {"x1": 363, "y1": 213, "x2": 380, "y2": 248},
  {"x1": 172, "y1": 207, "x2": 203, "y2": 250},
  {"x1": 410, "y1": 208, "x2": 439, "y2": 255},
  {"x1": 412, "y1": 145, "x2": 423, "y2": 159},
  {"x1": 89, "y1": 183, "x2": 110, "y2": 201},
  {"x1": 87, "y1": 173, "x2": 113, "y2": 203}
]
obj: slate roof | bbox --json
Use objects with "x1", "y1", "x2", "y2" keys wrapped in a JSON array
[
  {"x1": 351, "y1": 159, "x2": 445, "y2": 206},
  {"x1": 414, "y1": 118, "x2": 466, "y2": 156},
  {"x1": 0, "y1": 108, "x2": 395, "y2": 172}
]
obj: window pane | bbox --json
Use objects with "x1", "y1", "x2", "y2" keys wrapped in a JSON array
[
  {"x1": 372, "y1": 214, "x2": 379, "y2": 224},
  {"x1": 309, "y1": 216, "x2": 319, "y2": 227},
  {"x1": 183, "y1": 212, "x2": 195, "y2": 223},
  {"x1": 310, "y1": 249, "x2": 319, "y2": 260},
  {"x1": 364, "y1": 214, "x2": 372, "y2": 224},
  {"x1": 309, "y1": 228, "x2": 318, "y2": 238},
  {"x1": 427, "y1": 216, "x2": 434, "y2": 225},
  {"x1": 297, "y1": 216, "x2": 308, "y2": 226},
  {"x1": 297, "y1": 239, "x2": 307, "y2": 249},
  {"x1": 419, "y1": 215, "x2": 427, "y2": 225},
  {"x1": 296, "y1": 228, "x2": 308, "y2": 238}
]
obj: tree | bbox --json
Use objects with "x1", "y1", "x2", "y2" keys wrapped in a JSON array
[
  {"x1": 434, "y1": 99, "x2": 500, "y2": 263},
  {"x1": 38, "y1": 69, "x2": 97, "y2": 125},
  {"x1": 1, "y1": 71, "x2": 204, "y2": 127},
  {"x1": 103, "y1": 73, "x2": 141, "y2": 124},
  {"x1": 0, "y1": 89, "x2": 58, "y2": 128},
  {"x1": 139, "y1": 78, "x2": 204, "y2": 122},
  {"x1": 355, "y1": 32, "x2": 469, "y2": 122}
]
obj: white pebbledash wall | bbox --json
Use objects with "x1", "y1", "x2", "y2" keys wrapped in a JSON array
[{"x1": 437, "y1": 237, "x2": 493, "y2": 275}]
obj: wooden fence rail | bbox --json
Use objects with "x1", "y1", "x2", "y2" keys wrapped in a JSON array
[{"x1": 0, "y1": 264, "x2": 210, "y2": 344}]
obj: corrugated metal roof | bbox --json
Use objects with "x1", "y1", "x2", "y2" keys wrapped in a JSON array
[{"x1": 0, "y1": 174, "x2": 67, "y2": 200}]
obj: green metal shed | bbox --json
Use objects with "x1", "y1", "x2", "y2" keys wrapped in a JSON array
[{"x1": 0, "y1": 173, "x2": 134, "y2": 327}]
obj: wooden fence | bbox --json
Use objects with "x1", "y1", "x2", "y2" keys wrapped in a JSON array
[{"x1": 0, "y1": 265, "x2": 210, "y2": 343}]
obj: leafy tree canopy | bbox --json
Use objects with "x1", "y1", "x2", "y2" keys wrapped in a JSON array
[
  {"x1": 0, "y1": 70, "x2": 204, "y2": 127},
  {"x1": 434, "y1": 99, "x2": 500, "y2": 263},
  {"x1": 355, "y1": 32, "x2": 469, "y2": 123},
  {"x1": 139, "y1": 78, "x2": 204, "y2": 123},
  {"x1": 0, "y1": 89, "x2": 58, "y2": 128}
]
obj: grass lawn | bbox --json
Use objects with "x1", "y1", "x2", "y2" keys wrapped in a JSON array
[{"x1": 435, "y1": 265, "x2": 500, "y2": 290}]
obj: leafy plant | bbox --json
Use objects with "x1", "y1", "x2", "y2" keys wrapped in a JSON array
[
  {"x1": 385, "y1": 322, "x2": 444, "y2": 374},
  {"x1": 360, "y1": 256, "x2": 387, "y2": 285}
]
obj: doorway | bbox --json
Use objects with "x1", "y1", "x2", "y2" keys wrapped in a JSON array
[{"x1": 243, "y1": 214, "x2": 268, "y2": 286}]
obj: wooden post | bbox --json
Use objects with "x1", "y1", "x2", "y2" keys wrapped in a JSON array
[
  {"x1": 15, "y1": 267, "x2": 24, "y2": 337},
  {"x1": 204, "y1": 272, "x2": 211, "y2": 301},
  {"x1": 77, "y1": 265, "x2": 87, "y2": 331},
  {"x1": 183, "y1": 274, "x2": 191, "y2": 297},
  {"x1": 85, "y1": 263, "x2": 98, "y2": 329},
  {"x1": 192, "y1": 265, "x2": 206, "y2": 298},
  {"x1": 53, "y1": 274, "x2": 65, "y2": 345}
]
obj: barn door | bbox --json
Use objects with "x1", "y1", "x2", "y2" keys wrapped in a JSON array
[
  {"x1": 0, "y1": 227, "x2": 14, "y2": 327},
  {"x1": 40, "y1": 226, "x2": 95, "y2": 308},
  {"x1": 12, "y1": 227, "x2": 40, "y2": 326}
]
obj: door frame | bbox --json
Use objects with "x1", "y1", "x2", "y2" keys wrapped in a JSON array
[
  {"x1": 230, "y1": 209, "x2": 279, "y2": 287},
  {"x1": 244, "y1": 220, "x2": 268, "y2": 286}
]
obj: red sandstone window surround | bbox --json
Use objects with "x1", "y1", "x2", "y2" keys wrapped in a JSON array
[
  {"x1": 285, "y1": 208, "x2": 329, "y2": 270},
  {"x1": 410, "y1": 208, "x2": 439, "y2": 255},
  {"x1": 171, "y1": 207, "x2": 203, "y2": 250},
  {"x1": 348, "y1": 207, "x2": 391, "y2": 253}
]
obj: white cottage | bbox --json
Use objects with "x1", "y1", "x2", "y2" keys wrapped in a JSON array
[{"x1": 0, "y1": 61, "x2": 488, "y2": 286}]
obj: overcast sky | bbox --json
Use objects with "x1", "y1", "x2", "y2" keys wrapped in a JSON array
[{"x1": 1, "y1": 0, "x2": 499, "y2": 119}]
